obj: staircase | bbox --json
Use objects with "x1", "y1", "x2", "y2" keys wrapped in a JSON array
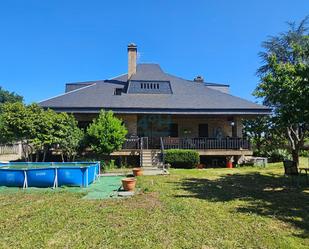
[{"x1": 140, "y1": 149, "x2": 163, "y2": 169}]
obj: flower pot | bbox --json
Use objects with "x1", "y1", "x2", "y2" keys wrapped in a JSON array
[
  {"x1": 132, "y1": 167, "x2": 143, "y2": 176},
  {"x1": 122, "y1": 178, "x2": 136, "y2": 191},
  {"x1": 226, "y1": 161, "x2": 233, "y2": 168}
]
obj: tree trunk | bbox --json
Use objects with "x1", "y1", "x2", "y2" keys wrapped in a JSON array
[
  {"x1": 42, "y1": 149, "x2": 47, "y2": 162},
  {"x1": 286, "y1": 126, "x2": 303, "y2": 168},
  {"x1": 35, "y1": 151, "x2": 40, "y2": 162},
  {"x1": 291, "y1": 149, "x2": 299, "y2": 167},
  {"x1": 61, "y1": 153, "x2": 64, "y2": 162},
  {"x1": 27, "y1": 144, "x2": 33, "y2": 162},
  {"x1": 22, "y1": 143, "x2": 28, "y2": 162}
]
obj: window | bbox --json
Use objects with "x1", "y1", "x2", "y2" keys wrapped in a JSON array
[
  {"x1": 127, "y1": 80, "x2": 172, "y2": 94},
  {"x1": 114, "y1": 88, "x2": 122, "y2": 95}
]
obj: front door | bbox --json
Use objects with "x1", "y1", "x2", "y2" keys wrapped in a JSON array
[
  {"x1": 169, "y1": 123, "x2": 178, "y2": 137},
  {"x1": 198, "y1": 124, "x2": 209, "y2": 137},
  {"x1": 137, "y1": 115, "x2": 172, "y2": 148}
]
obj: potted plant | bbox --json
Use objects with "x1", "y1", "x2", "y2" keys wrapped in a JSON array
[
  {"x1": 122, "y1": 178, "x2": 136, "y2": 191},
  {"x1": 132, "y1": 167, "x2": 143, "y2": 176}
]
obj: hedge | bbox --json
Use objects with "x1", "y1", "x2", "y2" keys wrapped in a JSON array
[{"x1": 164, "y1": 149, "x2": 200, "y2": 169}]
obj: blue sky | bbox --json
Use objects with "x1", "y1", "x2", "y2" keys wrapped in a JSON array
[{"x1": 0, "y1": 0, "x2": 308, "y2": 103}]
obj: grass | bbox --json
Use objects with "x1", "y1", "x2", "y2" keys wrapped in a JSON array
[{"x1": 0, "y1": 159, "x2": 308, "y2": 248}]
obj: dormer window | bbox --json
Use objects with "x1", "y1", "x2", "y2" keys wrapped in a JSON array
[
  {"x1": 114, "y1": 88, "x2": 122, "y2": 95},
  {"x1": 128, "y1": 80, "x2": 172, "y2": 94}
]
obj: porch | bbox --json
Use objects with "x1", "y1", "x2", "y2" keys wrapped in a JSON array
[
  {"x1": 114, "y1": 136, "x2": 252, "y2": 167},
  {"x1": 76, "y1": 113, "x2": 253, "y2": 158}
]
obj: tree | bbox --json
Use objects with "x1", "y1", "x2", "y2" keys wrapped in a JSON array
[
  {"x1": 243, "y1": 116, "x2": 272, "y2": 155},
  {"x1": 0, "y1": 102, "x2": 83, "y2": 162},
  {"x1": 255, "y1": 17, "x2": 309, "y2": 166},
  {"x1": 243, "y1": 116, "x2": 288, "y2": 159},
  {"x1": 258, "y1": 16, "x2": 309, "y2": 75},
  {"x1": 87, "y1": 110, "x2": 127, "y2": 155},
  {"x1": 0, "y1": 86, "x2": 23, "y2": 104},
  {"x1": 55, "y1": 113, "x2": 84, "y2": 162},
  {"x1": 28, "y1": 105, "x2": 57, "y2": 162},
  {"x1": 0, "y1": 102, "x2": 36, "y2": 160}
]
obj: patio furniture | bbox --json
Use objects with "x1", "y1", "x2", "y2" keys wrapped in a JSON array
[{"x1": 239, "y1": 156, "x2": 267, "y2": 167}]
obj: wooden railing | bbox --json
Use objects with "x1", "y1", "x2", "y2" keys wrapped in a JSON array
[
  {"x1": 122, "y1": 137, "x2": 251, "y2": 150},
  {"x1": 162, "y1": 137, "x2": 251, "y2": 150},
  {"x1": 122, "y1": 138, "x2": 140, "y2": 149}
]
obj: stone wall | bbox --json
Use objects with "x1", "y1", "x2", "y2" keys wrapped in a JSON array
[
  {"x1": 74, "y1": 113, "x2": 243, "y2": 138},
  {"x1": 171, "y1": 116, "x2": 243, "y2": 138},
  {"x1": 116, "y1": 114, "x2": 138, "y2": 136}
]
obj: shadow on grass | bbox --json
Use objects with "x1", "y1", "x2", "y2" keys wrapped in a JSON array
[{"x1": 175, "y1": 172, "x2": 309, "y2": 237}]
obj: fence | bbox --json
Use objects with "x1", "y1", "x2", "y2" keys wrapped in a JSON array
[{"x1": 0, "y1": 143, "x2": 21, "y2": 155}]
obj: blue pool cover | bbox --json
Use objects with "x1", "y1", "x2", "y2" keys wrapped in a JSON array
[{"x1": 0, "y1": 162, "x2": 100, "y2": 188}]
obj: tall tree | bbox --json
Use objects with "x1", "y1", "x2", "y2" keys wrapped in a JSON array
[
  {"x1": 0, "y1": 86, "x2": 23, "y2": 104},
  {"x1": 243, "y1": 116, "x2": 271, "y2": 155},
  {"x1": 243, "y1": 116, "x2": 287, "y2": 157},
  {"x1": 258, "y1": 16, "x2": 309, "y2": 75},
  {"x1": 255, "y1": 17, "x2": 309, "y2": 165}
]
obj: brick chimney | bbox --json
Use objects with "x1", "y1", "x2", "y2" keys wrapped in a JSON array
[
  {"x1": 128, "y1": 43, "x2": 137, "y2": 79},
  {"x1": 194, "y1": 75, "x2": 204, "y2": 83}
]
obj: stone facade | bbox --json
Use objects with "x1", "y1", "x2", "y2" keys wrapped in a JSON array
[
  {"x1": 74, "y1": 113, "x2": 243, "y2": 139},
  {"x1": 116, "y1": 114, "x2": 138, "y2": 136},
  {"x1": 117, "y1": 114, "x2": 243, "y2": 138},
  {"x1": 171, "y1": 116, "x2": 243, "y2": 138}
]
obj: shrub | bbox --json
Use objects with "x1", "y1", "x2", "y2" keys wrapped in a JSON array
[
  {"x1": 266, "y1": 149, "x2": 290, "y2": 163},
  {"x1": 87, "y1": 110, "x2": 127, "y2": 155},
  {"x1": 300, "y1": 150, "x2": 309, "y2": 157},
  {"x1": 164, "y1": 149, "x2": 200, "y2": 169}
]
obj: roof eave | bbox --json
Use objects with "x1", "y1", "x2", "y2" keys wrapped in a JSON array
[{"x1": 40, "y1": 106, "x2": 272, "y2": 115}]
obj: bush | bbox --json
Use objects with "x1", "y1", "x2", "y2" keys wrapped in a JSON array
[
  {"x1": 300, "y1": 150, "x2": 309, "y2": 157},
  {"x1": 87, "y1": 110, "x2": 127, "y2": 155},
  {"x1": 164, "y1": 149, "x2": 200, "y2": 169},
  {"x1": 266, "y1": 149, "x2": 290, "y2": 163}
]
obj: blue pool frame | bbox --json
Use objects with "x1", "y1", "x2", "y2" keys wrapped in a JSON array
[{"x1": 0, "y1": 162, "x2": 100, "y2": 188}]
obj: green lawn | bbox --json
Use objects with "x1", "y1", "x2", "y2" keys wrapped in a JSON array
[{"x1": 0, "y1": 160, "x2": 308, "y2": 249}]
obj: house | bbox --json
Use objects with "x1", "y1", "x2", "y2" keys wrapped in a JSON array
[{"x1": 39, "y1": 44, "x2": 271, "y2": 168}]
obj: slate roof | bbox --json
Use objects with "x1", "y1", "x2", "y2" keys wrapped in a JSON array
[{"x1": 39, "y1": 64, "x2": 271, "y2": 115}]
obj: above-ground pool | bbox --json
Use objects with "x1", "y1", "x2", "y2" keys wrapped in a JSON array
[{"x1": 0, "y1": 162, "x2": 100, "y2": 188}]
